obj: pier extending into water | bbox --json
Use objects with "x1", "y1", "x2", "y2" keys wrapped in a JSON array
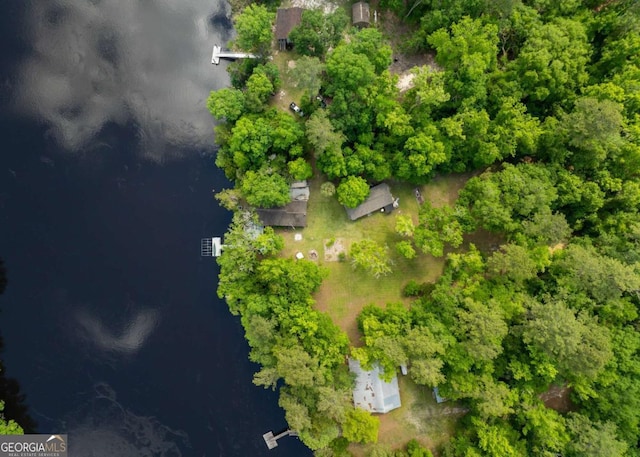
[
  {"x1": 262, "y1": 429, "x2": 298, "y2": 449},
  {"x1": 211, "y1": 45, "x2": 257, "y2": 65}
]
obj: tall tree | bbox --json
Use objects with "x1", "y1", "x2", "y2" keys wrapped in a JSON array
[
  {"x1": 290, "y1": 56, "x2": 325, "y2": 101},
  {"x1": 342, "y1": 408, "x2": 379, "y2": 444},
  {"x1": 233, "y1": 4, "x2": 275, "y2": 56},
  {"x1": 521, "y1": 299, "x2": 613, "y2": 382},
  {"x1": 427, "y1": 17, "x2": 499, "y2": 106},
  {"x1": 207, "y1": 88, "x2": 246, "y2": 122},
  {"x1": 349, "y1": 239, "x2": 392, "y2": 278},
  {"x1": 510, "y1": 17, "x2": 590, "y2": 110},
  {"x1": 336, "y1": 176, "x2": 370, "y2": 208},
  {"x1": 413, "y1": 201, "x2": 465, "y2": 257}
]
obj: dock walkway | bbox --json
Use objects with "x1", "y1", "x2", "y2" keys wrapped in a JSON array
[
  {"x1": 211, "y1": 45, "x2": 257, "y2": 64},
  {"x1": 262, "y1": 429, "x2": 298, "y2": 449}
]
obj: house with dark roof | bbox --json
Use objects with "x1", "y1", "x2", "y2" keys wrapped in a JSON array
[
  {"x1": 348, "y1": 358, "x2": 401, "y2": 414},
  {"x1": 345, "y1": 183, "x2": 395, "y2": 221},
  {"x1": 255, "y1": 181, "x2": 310, "y2": 228},
  {"x1": 256, "y1": 200, "x2": 307, "y2": 227},
  {"x1": 276, "y1": 7, "x2": 304, "y2": 51},
  {"x1": 352, "y1": 2, "x2": 370, "y2": 27}
]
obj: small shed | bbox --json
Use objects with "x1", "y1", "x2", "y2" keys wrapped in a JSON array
[
  {"x1": 290, "y1": 180, "x2": 310, "y2": 201},
  {"x1": 352, "y1": 2, "x2": 370, "y2": 27},
  {"x1": 256, "y1": 201, "x2": 307, "y2": 227},
  {"x1": 348, "y1": 358, "x2": 401, "y2": 414},
  {"x1": 276, "y1": 8, "x2": 304, "y2": 50},
  {"x1": 345, "y1": 183, "x2": 395, "y2": 221}
]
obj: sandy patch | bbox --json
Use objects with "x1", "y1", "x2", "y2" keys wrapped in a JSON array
[
  {"x1": 396, "y1": 72, "x2": 415, "y2": 92},
  {"x1": 324, "y1": 238, "x2": 346, "y2": 261}
]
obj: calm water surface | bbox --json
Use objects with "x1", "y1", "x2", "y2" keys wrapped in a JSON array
[{"x1": 0, "y1": 1, "x2": 311, "y2": 456}]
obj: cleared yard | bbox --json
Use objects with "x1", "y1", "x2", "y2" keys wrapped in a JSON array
[
  {"x1": 277, "y1": 174, "x2": 476, "y2": 344},
  {"x1": 349, "y1": 375, "x2": 465, "y2": 457}
]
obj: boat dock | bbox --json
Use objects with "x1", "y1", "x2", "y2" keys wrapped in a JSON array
[
  {"x1": 211, "y1": 45, "x2": 257, "y2": 65},
  {"x1": 201, "y1": 237, "x2": 222, "y2": 257},
  {"x1": 262, "y1": 429, "x2": 298, "y2": 449}
]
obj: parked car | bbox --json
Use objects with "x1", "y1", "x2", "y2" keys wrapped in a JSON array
[{"x1": 289, "y1": 102, "x2": 304, "y2": 117}]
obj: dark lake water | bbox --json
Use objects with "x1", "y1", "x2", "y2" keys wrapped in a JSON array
[{"x1": 0, "y1": 1, "x2": 311, "y2": 456}]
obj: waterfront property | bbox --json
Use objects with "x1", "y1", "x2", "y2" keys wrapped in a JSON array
[
  {"x1": 348, "y1": 358, "x2": 401, "y2": 414},
  {"x1": 352, "y1": 2, "x2": 370, "y2": 27},
  {"x1": 257, "y1": 201, "x2": 307, "y2": 227},
  {"x1": 275, "y1": 7, "x2": 304, "y2": 50},
  {"x1": 345, "y1": 183, "x2": 395, "y2": 221}
]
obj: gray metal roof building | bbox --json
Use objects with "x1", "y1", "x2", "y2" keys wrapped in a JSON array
[
  {"x1": 345, "y1": 183, "x2": 395, "y2": 221},
  {"x1": 348, "y1": 358, "x2": 401, "y2": 414}
]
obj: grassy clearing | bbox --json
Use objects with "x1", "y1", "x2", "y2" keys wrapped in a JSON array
[
  {"x1": 279, "y1": 178, "x2": 443, "y2": 344},
  {"x1": 349, "y1": 375, "x2": 464, "y2": 457},
  {"x1": 270, "y1": 51, "x2": 308, "y2": 113},
  {"x1": 277, "y1": 175, "x2": 475, "y2": 344}
]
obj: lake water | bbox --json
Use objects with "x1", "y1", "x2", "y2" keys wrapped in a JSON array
[{"x1": 0, "y1": 1, "x2": 311, "y2": 456}]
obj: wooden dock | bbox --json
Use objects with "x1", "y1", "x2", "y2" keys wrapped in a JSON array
[
  {"x1": 211, "y1": 45, "x2": 257, "y2": 65},
  {"x1": 262, "y1": 429, "x2": 297, "y2": 449}
]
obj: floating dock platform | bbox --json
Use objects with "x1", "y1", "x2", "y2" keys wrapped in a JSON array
[{"x1": 262, "y1": 429, "x2": 298, "y2": 449}]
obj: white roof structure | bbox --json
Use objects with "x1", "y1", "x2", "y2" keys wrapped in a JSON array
[{"x1": 348, "y1": 358, "x2": 401, "y2": 414}]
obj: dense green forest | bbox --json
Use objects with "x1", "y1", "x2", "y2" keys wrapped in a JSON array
[{"x1": 209, "y1": 0, "x2": 640, "y2": 455}]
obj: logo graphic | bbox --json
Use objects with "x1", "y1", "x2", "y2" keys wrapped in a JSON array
[
  {"x1": 0, "y1": 434, "x2": 67, "y2": 457},
  {"x1": 46, "y1": 435, "x2": 65, "y2": 443}
]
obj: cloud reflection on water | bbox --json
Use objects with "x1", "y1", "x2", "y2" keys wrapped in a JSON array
[
  {"x1": 12, "y1": 0, "x2": 232, "y2": 161},
  {"x1": 75, "y1": 308, "x2": 160, "y2": 354}
]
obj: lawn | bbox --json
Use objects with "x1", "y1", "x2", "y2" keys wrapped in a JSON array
[
  {"x1": 349, "y1": 375, "x2": 466, "y2": 457},
  {"x1": 279, "y1": 178, "x2": 443, "y2": 345},
  {"x1": 270, "y1": 50, "x2": 308, "y2": 114},
  {"x1": 277, "y1": 174, "x2": 475, "y2": 344}
]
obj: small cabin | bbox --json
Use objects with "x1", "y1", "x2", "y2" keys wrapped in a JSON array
[
  {"x1": 345, "y1": 183, "x2": 395, "y2": 221},
  {"x1": 352, "y1": 2, "x2": 370, "y2": 28},
  {"x1": 276, "y1": 8, "x2": 304, "y2": 50}
]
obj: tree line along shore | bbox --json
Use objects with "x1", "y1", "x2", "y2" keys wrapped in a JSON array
[{"x1": 208, "y1": 1, "x2": 640, "y2": 456}]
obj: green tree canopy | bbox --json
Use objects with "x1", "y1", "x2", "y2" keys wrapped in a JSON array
[
  {"x1": 233, "y1": 4, "x2": 275, "y2": 55},
  {"x1": 350, "y1": 239, "x2": 392, "y2": 278},
  {"x1": 289, "y1": 9, "x2": 348, "y2": 58},
  {"x1": 241, "y1": 170, "x2": 290, "y2": 208},
  {"x1": 342, "y1": 408, "x2": 379, "y2": 444},
  {"x1": 207, "y1": 88, "x2": 246, "y2": 122},
  {"x1": 336, "y1": 176, "x2": 370, "y2": 208}
]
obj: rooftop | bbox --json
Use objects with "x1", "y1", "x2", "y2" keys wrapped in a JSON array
[
  {"x1": 275, "y1": 8, "x2": 304, "y2": 41},
  {"x1": 345, "y1": 183, "x2": 395, "y2": 221},
  {"x1": 352, "y1": 2, "x2": 370, "y2": 26},
  {"x1": 348, "y1": 358, "x2": 401, "y2": 414},
  {"x1": 256, "y1": 200, "x2": 307, "y2": 227}
]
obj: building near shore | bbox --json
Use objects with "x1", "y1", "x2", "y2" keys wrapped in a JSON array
[
  {"x1": 352, "y1": 2, "x2": 370, "y2": 27},
  {"x1": 348, "y1": 358, "x2": 401, "y2": 414},
  {"x1": 276, "y1": 7, "x2": 304, "y2": 50}
]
